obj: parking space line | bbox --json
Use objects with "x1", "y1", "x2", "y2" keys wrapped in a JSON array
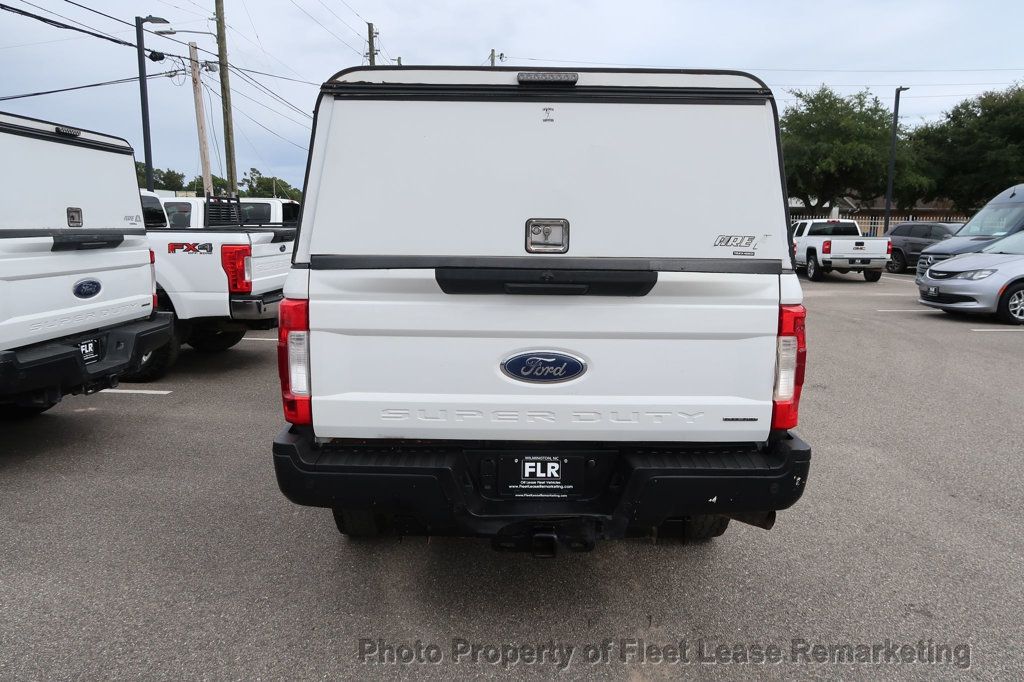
[
  {"x1": 242, "y1": 337, "x2": 277, "y2": 342},
  {"x1": 882, "y1": 276, "x2": 917, "y2": 283},
  {"x1": 101, "y1": 389, "x2": 173, "y2": 395},
  {"x1": 876, "y1": 309, "x2": 939, "y2": 312},
  {"x1": 970, "y1": 328, "x2": 1024, "y2": 333}
]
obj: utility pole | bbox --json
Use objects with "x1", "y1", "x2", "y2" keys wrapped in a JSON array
[
  {"x1": 188, "y1": 43, "x2": 213, "y2": 198},
  {"x1": 135, "y1": 15, "x2": 168, "y2": 191},
  {"x1": 214, "y1": 0, "x2": 237, "y2": 195},
  {"x1": 366, "y1": 22, "x2": 377, "y2": 65},
  {"x1": 489, "y1": 49, "x2": 496, "y2": 67},
  {"x1": 883, "y1": 86, "x2": 910, "y2": 234},
  {"x1": 396, "y1": 56, "x2": 402, "y2": 66}
]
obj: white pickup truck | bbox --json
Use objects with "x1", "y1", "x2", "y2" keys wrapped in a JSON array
[
  {"x1": 0, "y1": 112, "x2": 172, "y2": 417},
  {"x1": 126, "y1": 193, "x2": 294, "y2": 380},
  {"x1": 162, "y1": 196, "x2": 299, "y2": 228},
  {"x1": 792, "y1": 219, "x2": 890, "y2": 281},
  {"x1": 272, "y1": 66, "x2": 812, "y2": 556}
]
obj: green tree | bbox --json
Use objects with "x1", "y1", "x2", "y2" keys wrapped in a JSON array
[
  {"x1": 239, "y1": 167, "x2": 302, "y2": 201},
  {"x1": 185, "y1": 174, "x2": 230, "y2": 197},
  {"x1": 781, "y1": 87, "x2": 920, "y2": 208},
  {"x1": 135, "y1": 162, "x2": 186, "y2": 191},
  {"x1": 912, "y1": 85, "x2": 1024, "y2": 211}
]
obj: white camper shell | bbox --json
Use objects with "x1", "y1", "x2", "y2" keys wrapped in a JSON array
[
  {"x1": 273, "y1": 67, "x2": 811, "y2": 552},
  {"x1": 0, "y1": 113, "x2": 172, "y2": 415}
]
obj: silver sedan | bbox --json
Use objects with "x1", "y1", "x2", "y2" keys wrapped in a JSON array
[{"x1": 918, "y1": 231, "x2": 1024, "y2": 324}]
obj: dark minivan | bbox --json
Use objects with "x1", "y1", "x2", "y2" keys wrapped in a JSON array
[
  {"x1": 886, "y1": 222, "x2": 962, "y2": 273},
  {"x1": 916, "y1": 185, "x2": 1024, "y2": 280}
]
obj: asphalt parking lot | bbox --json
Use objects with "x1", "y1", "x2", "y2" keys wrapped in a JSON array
[{"x1": 2, "y1": 272, "x2": 1022, "y2": 679}]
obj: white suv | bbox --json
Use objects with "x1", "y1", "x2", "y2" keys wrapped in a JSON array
[{"x1": 272, "y1": 67, "x2": 812, "y2": 554}]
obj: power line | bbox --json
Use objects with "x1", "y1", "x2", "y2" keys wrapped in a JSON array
[
  {"x1": 229, "y1": 80, "x2": 311, "y2": 128},
  {"x1": 505, "y1": 55, "x2": 1024, "y2": 74},
  {"x1": 336, "y1": 0, "x2": 366, "y2": 23},
  {"x1": 229, "y1": 66, "x2": 312, "y2": 118},
  {"x1": 287, "y1": 0, "x2": 361, "y2": 56},
  {"x1": 313, "y1": 0, "x2": 362, "y2": 40},
  {"x1": 1, "y1": 3, "x2": 133, "y2": 47},
  {"x1": 202, "y1": 81, "x2": 225, "y2": 177},
  {"x1": 233, "y1": 66, "x2": 318, "y2": 85},
  {"x1": 0, "y1": 69, "x2": 182, "y2": 101},
  {"x1": 204, "y1": 81, "x2": 307, "y2": 150}
]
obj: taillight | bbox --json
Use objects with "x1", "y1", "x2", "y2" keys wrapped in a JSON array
[
  {"x1": 149, "y1": 249, "x2": 158, "y2": 312},
  {"x1": 278, "y1": 298, "x2": 311, "y2": 425},
  {"x1": 772, "y1": 304, "x2": 807, "y2": 430},
  {"x1": 822, "y1": 240, "x2": 831, "y2": 255},
  {"x1": 221, "y1": 244, "x2": 252, "y2": 294},
  {"x1": 886, "y1": 241, "x2": 893, "y2": 255}
]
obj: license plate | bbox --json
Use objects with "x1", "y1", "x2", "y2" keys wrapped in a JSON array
[
  {"x1": 499, "y1": 455, "x2": 583, "y2": 499},
  {"x1": 79, "y1": 338, "x2": 100, "y2": 363},
  {"x1": 927, "y1": 286, "x2": 939, "y2": 297}
]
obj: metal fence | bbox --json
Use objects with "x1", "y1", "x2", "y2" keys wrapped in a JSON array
[{"x1": 793, "y1": 214, "x2": 970, "y2": 237}]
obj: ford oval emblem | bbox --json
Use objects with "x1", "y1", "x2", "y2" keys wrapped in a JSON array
[
  {"x1": 501, "y1": 351, "x2": 586, "y2": 383},
  {"x1": 72, "y1": 279, "x2": 102, "y2": 299}
]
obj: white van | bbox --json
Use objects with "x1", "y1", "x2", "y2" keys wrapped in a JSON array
[
  {"x1": 272, "y1": 68, "x2": 811, "y2": 554},
  {"x1": 0, "y1": 112, "x2": 172, "y2": 417}
]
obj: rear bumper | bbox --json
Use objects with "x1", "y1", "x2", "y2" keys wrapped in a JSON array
[
  {"x1": 823, "y1": 257, "x2": 887, "y2": 270},
  {"x1": 229, "y1": 290, "x2": 283, "y2": 322},
  {"x1": 273, "y1": 427, "x2": 811, "y2": 541},
  {"x1": 0, "y1": 312, "x2": 173, "y2": 405}
]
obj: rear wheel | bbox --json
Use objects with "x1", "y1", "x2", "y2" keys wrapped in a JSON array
[
  {"x1": 806, "y1": 253, "x2": 823, "y2": 281},
  {"x1": 863, "y1": 269, "x2": 883, "y2": 282},
  {"x1": 332, "y1": 508, "x2": 392, "y2": 538},
  {"x1": 655, "y1": 515, "x2": 730, "y2": 543},
  {"x1": 187, "y1": 327, "x2": 247, "y2": 353},
  {"x1": 120, "y1": 335, "x2": 179, "y2": 382},
  {"x1": 887, "y1": 250, "x2": 907, "y2": 273},
  {"x1": 997, "y1": 283, "x2": 1024, "y2": 324},
  {"x1": 1, "y1": 402, "x2": 57, "y2": 420}
]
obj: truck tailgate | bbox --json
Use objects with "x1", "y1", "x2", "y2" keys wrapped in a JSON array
[
  {"x1": 248, "y1": 230, "x2": 294, "y2": 295},
  {"x1": 308, "y1": 270, "x2": 780, "y2": 442},
  {"x1": 829, "y1": 238, "x2": 889, "y2": 258}
]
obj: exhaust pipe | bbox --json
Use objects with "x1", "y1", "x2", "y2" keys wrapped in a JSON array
[{"x1": 726, "y1": 511, "x2": 776, "y2": 530}]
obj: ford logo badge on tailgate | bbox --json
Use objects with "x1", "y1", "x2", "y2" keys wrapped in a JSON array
[
  {"x1": 501, "y1": 351, "x2": 586, "y2": 383},
  {"x1": 73, "y1": 279, "x2": 102, "y2": 299}
]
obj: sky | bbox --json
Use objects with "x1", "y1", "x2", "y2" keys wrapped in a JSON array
[{"x1": 2, "y1": 0, "x2": 1023, "y2": 189}]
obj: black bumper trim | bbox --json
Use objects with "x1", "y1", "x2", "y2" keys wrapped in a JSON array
[
  {"x1": 0, "y1": 312, "x2": 173, "y2": 404},
  {"x1": 272, "y1": 428, "x2": 811, "y2": 540},
  {"x1": 229, "y1": 290, "x2": 283, "y2": 322}
]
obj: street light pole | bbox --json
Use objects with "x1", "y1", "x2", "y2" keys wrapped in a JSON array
[
  {"x1": 135, "y1": 15, "x2": 168, "y2": 192},
  {"x1": 883, "y1": 86, "x2": 910, "y2": 234}
]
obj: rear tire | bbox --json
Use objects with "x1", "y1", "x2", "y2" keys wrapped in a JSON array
[
  {"x1": 887, "y1": 250, "x2": 907, "y2": 273},
  {"x1": 996, "y1": 282, "x2": 1024, "y2": 325},
  {"x1": 120, "y1": 335, "x2": 179, "y2": 382},
  {"x1": 332, "y1": 508, "x2": 391, "y2": 538},
  {"x1": 187, "y1": 327, "x2": 246, "y2": 353},
  {"x1": 655, "y1": 515, "x2": 730, "y2": 543},
  {"x1": 806, "y1": 253, "x2": 823, "y2": 281},
  {"x1": 863, "y1": 269, "x2": 883, "y2": 282},
  {"x1": 1, "y1": 402, "x2": 57, "y2": 420}
]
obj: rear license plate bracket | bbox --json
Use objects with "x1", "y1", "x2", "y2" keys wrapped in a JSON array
[
  {"x1": 79, "y1": 338, "x2": 101, "y2": 363},
  {"x1": 499, "y1": 454, "x2": 584, "y2": 499}
]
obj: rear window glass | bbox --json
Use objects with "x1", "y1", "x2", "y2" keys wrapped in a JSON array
[
  {"x1": 164, "y1": 201, "x2": 192, "y2": 228},
  {"x1": 141, "y1": 195, "x2": 166, "y2": 228},
  {"x1": 282, "y1": 202, "x2": 300, "y2": 223},
  {"x1": 958, "y1": 203, "x2": 1024, "y2": 237},
  {"x1": 808, "y1": 222, "x2": 859, "y2": 236},
  {"x1": 242, "y1": 202, "x2": 271, "y2": 224}
]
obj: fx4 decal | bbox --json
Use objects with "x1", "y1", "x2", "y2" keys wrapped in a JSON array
[{"x1": 168, "y1": 242, "x2": 213, "y2": 254}]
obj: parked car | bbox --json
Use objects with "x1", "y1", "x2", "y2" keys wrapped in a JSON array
[
  {"x1": 272, "y1": 66, "x2": 811, "y2": 555},
  {"x1": 124, "y1": 192, "x2": 295, "y2": 380},
  {"x1": 163, "y1": 196, "x2": 298, "y2": 228},
  {"x1": 885, "y1": 222, "x2": 962, "y2": 273},
  {"x1": 918, "y1": 231, "x2": 1024, "y2": 323},
  {"x1": 0, "y1": 112, "x2": 172, "y2": 417},
  {"x1": 916, "y1": 184, "x2": 1024, "y2": 281},
  {"x1": 792, "y1": 219, "x2": 890, "y2": 281}
]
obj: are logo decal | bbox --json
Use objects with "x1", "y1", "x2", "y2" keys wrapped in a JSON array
[
  {"x1": 168, "y1": 242, "x2": 213, "y2": 254},
  {"x1": 501, "y1": 351, "x2": 586, "y2": 384},
  {"x1": 714, "y1": 235, "x2": 756, "y2": 248}
]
